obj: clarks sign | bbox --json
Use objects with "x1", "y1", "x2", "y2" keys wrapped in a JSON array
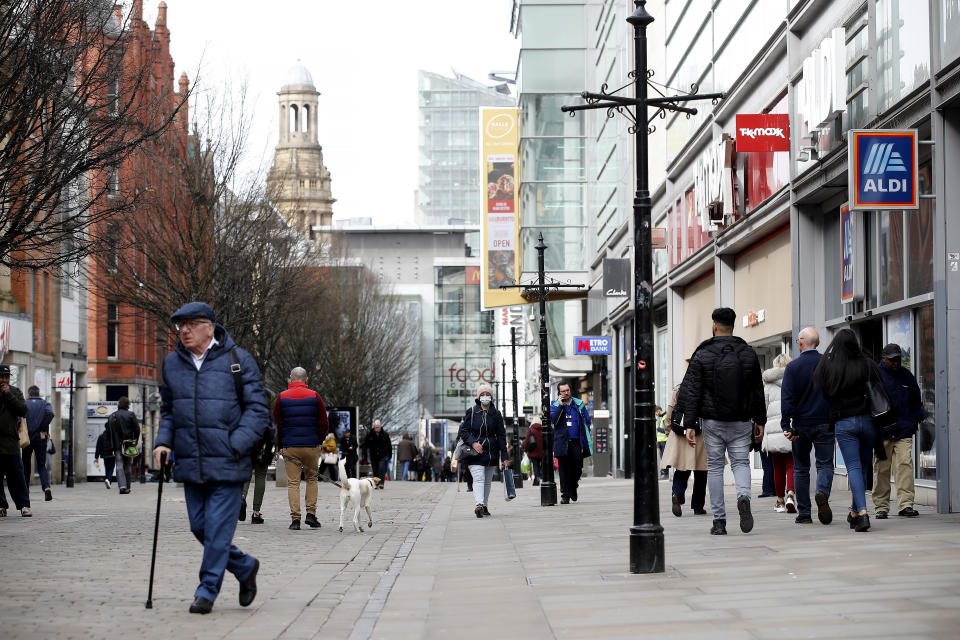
[{"x1": 735, "y1": 114, "x2": 790, "y2": 152}]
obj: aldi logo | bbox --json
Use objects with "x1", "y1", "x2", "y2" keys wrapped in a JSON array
[{"x1": 848, "y1": 130, "x2": 919, "y2": 210}]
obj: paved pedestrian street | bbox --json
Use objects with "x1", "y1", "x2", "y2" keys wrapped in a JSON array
[{"x1": 1, "y1": 476, "x2": 958, "y2": 639}]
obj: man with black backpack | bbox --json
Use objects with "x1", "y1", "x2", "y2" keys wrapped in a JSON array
[
  {"x1": 676, "y1": 307, "x2": 766, "y2": 536},
  {"x1": 107, "y1": 397, "x2": 140, "y2": 495}
]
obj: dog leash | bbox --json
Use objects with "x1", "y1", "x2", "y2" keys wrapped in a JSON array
[{"x1": 278, "y1": 453, "x2": 343, "y2": 488}]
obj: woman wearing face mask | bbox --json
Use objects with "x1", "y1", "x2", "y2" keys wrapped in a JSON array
[{"x1": 457, "y1": 383, "x2": 510, "y2": 518}]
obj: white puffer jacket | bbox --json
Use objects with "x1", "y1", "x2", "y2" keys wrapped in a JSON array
[{"x1": 761, "y1": 367, "x2": 792, "y2": 454}]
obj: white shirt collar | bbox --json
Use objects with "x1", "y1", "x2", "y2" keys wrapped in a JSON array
[{"x1": 190, "y1": 336, "x2": 219, "y2": 370}]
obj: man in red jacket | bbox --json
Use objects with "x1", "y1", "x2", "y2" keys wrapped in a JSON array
[{"x1": 273, "y1": 367, "x2": 329, "y2": 530}]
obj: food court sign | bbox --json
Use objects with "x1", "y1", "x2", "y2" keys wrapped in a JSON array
[{"x1": 848, "y1": 129, "x2": 919, "y2": 210}]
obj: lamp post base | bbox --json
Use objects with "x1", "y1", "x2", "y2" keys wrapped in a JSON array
[
  {"x1": 629, "y1": 524, "x2": 665, "y2": 573},
  {"x1": 540, "y1": 480, "x2": 557, "y2": 506}
]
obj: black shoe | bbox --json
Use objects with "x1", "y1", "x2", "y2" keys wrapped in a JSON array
[
  {"x1": 474, "y1": 505, "x2": 484, "y2": 518},
  {"x1": 737, "y1": 496, "x2": 753, "y2": 533},
  {"x1": 571, "y1": 489, "x2": 578, "y2": 502},
  {"x1": 44, "y1": 488, "x2": 53, "y2": 502},
  {"x1": 875, "y1": 510, "x2": 888, "y2": 519},
  {"x1": 532, "y1": 478, "x2": 540, "y2": 486},
  {"x1": 710, "y1": 519, "x2": 727, "y2": 535},
  {"x1": 560, "y1": 496, "x2": 570, "y2": 504},
  {"x1": 289, "y1": 519, "x2": 300, "y2": 530},
  {"x1": 239, "y1": 559, "x2": 259, "y2": 607},
  {"x1": 855, "y1": 513, "x2": 871, "y2": 532},
  {"x1": 898, "y1": 507, "x2": 919, "y2": 518},
  {"x1": 671, "y1": 495, "x2": 682, "y2": 518},
  {"x1": 119, "y1": 488, "x2": 131, "y2": 494},
  {"x1": 482, "y1": 505, "x2": 491, "y2": 516},
  {"x1": 189, "y1": 596, "x2": 214, "y2": 614},
  {"x1": 239, "y1": 499, "x2": 247, "y2": 522},
  {"x1": 251, "y1": 513, "x2": 264, "y2": 524},
  {"x1": 693, "y1": 508, "x2": 708, "y2": 515},
  {"x1": 815, "y1": 491, "x2": 832, "y2": 525},
  {"x1": 795, "y1": 514, "x2": 813, "y2": 524},
  {"x1": 304, "y1": 513, "x2": 321, "y2": 528},
  {"x1": 848, "y1": 511, "x2": 857, "y2": 529}
]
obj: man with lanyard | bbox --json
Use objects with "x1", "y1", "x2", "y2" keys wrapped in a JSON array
[{"x1": 550, "y1": 381, "x2": 593, "y2": 504}]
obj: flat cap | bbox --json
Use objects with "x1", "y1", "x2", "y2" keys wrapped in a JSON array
[
  {"x1": 170, "y1": 301, "x2": 216, "y2": 323},
  {"x1": 881, "y1": 343, "x2": 902, "y2": 359}
]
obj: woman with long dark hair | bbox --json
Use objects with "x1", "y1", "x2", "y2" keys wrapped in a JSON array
[{"x1": 813, "y1": 328, "x2": 883, "y2": 532}]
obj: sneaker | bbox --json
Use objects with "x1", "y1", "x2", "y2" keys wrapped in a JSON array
[
  {"x1": 671, "y1": 494, "x2": 682, "y2": 518},
  {"x1": 104, "y1": 478, "x2": 111, "y2": 490},
  {"x1": 875, "y1": 510, "x2": 888, "y2": 520},
  {"x1": 785, "y1": 490, "x2": 797, "y2": 513},
  {"x1": 898, "y1": 507, "x2": 919, "y2": 518},
  {"x1": 848, "y1": 511, "x2": 858, "y2": 529},
  {"x1": 737, "y1": 496, "x2": 754, "y2": 533},
  {"x1": 774, "y1": 500, "x2": 786, "y2": 513},
  {"x1": 251, "y1": 513, "x2": 264, "y2": 524},
  {"x1": 474, "y1": 504, "x2": 484, "y2": 518},
  {"x1": 238, "y1": 498, "x2": 247, "y2": 522},
  {"x1": 289, "y1": 519, "x2": 300, "y2": 530},
  {"x1": 795, "y1": 514, "x2": 813, "y2": 524},
  {"x1": 21, "y1": 507, "x2": 32, "y2": 517},
  {"x1": 44, "y1": 488, "x2": 53, "y2": 502},
  {"x1": 815, "y1": 491, "x2": 832, "y2": 524},
  {"x1": 854, "y1": 512, "x2": 871, "y2": 532},
  {"x1": 304, "y1": 513, "x2": 321, "y2": 528},
  {"x1": 710, "y1": 519, "x2": 727, "y2": 535}
]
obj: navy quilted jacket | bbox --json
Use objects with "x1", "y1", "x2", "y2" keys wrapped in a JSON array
[{"x1": 155, "y1": 325, "x2": 269, "y2": 484}]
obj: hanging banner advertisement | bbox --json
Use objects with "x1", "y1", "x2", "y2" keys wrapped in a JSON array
[
  {"x1": 480, "y1": 107, "x2": 527, "y2": 310},
  {"x1": 848, "y1": 129, "x2": 919, "y2": 210}
]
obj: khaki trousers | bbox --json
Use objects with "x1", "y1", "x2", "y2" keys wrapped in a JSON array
[
  {"x1": 873, "y1": 438, "x2": 915, "y2": 511},
  {"x1": 284, "y1": 447, "x2": 320, "y2": 520}
]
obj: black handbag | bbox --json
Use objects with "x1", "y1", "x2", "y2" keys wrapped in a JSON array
[{"x1": 866, "y1": 379, "x2": 896, "y2": 426}]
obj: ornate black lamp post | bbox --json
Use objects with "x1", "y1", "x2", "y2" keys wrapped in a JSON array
[{"x1": 561, "y1": 0, "x2": 724, "y2": 573}]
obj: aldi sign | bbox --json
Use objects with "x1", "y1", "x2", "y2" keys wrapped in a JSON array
[
  {"x1": 848, "y1": 129, "x2": 919, "y2": 210},
  {"x1": 574, "y1": 336, "x2": 612, "y2": 355}
]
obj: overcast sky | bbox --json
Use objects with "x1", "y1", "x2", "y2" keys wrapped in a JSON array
[{"x1": 153, "y1": 0, "x2": 520, "y2": 224}]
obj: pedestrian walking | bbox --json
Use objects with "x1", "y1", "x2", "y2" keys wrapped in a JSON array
[
  {"x1": 339, "y1": 428, "x2": 359, "y2": 479},
  {"x1": 522, "y1": 417, "x2": 544, "y2": 485},
  {"x1": 873, "y1": 343, "x2": 925, "y2": 519},
  {"x1": 549, "y1": 381, "x2": 593, "y2": 504},
  {"x1": 93, "y1": 428, "x2": 116, "y2": 489},
  {"x1": 656, "y1": 405, "x2": 669, "y2": 479},
  {"x1": 676, "y1": 307, "x2": 766, "y2": 536},
  {"x1": 662, "y1": 382, "x2": 707, "y2": 517},
  {"x1": 812, "y1": 328, "x2": 885, "y2": 533},
  {"x1": 781, "y1": 327, "x2": 835, "y2": 525},
  {"x1": 0, "y1": 364, "x2": 30, "y2": 517},
  {"x1": 362, "y1": 420, "x2": 392, "y2": 489},
  {"x1": 108, "y1": 397, "x2": 140, "y2": 495},
  {"x1": 318, "y1": 432, "x2": 339, "y2": 482},
  {"x1": 396, "y1": 433, "x2": 418, "y2": 481},
  {"x1": 274, "y1": 366, "x2": 329, "y2": 530},
  {"x1": 458, "y1": 384, "x2": 509, "y2": 517},
  {"x1": 22, "y1": 385, "x2": 54, "y2": 501},
  {"x1": 762, "y1": 355, "x2": 796, "y2": 514},
  {"x1": 241, "y1": 419, "x2": 275, "y2": 525},
  {"x1": 152, "y1": 302, "x2": 268, "y2": 614}
]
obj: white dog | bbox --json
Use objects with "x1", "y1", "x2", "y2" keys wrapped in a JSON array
[{"x1": 337, "y1": 458, "x2": 380, "y2": 533}]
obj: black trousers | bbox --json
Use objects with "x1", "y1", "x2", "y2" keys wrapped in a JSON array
[{"x1": 558, "y1": 441, "x2": 583, "y2": 498}]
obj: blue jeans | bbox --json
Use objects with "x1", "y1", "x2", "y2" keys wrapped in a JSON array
[
  {"x1": 184, "y1": 482, "x2": 258, "y2": 602},
  {"x1": 22, "y1": 438, "x2": 50, "y2": 490},
  {"x1": 702, "y1": 419, "x2": 753, "y2": 520},
  {"x1": 791, "y1": 423, "x2": 835, "y2": 516},
  {"x1": 400, "y1": 460, "x2": 411, "y2": 480},
  {"x1": 834, "y1": 414, "x2": 875, "y2": 513}
]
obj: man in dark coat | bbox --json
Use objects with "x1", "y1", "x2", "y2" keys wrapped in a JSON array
[
  {"x1": 22, "y1": 385, "x2": 54, "y2": 501},
  {"x1": 107, "y1": 396, "x2": 140, "y2": 494},
  {"x1": 153, "y1": 302, "x2": 269, "y2": 615},
  {"x1": 339, "y1": 428, "x2": 359, "y2": 479},
  {"x1": 94, "y1": 428, "x2": 115, "y2": 489},
  {"x1": 550, "y1": 382, "x2": 593, "y2": 504},
  {"x1": 396, "y1": 433, "x2": 418, "y2": 481},
  {"x1": 0, "y1": 364, "x2": 30, "y2": 517},
  {"x1": 363, "y1": 420, "x2": 392, "y2": 489},
  {"x1": 873, "y1": 343, "x2": 926, "y2": 519},
  {"x1": 676, "y1": 307, "x2": 766, "y2": 536}
]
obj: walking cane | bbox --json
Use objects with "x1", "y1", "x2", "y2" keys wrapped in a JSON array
[{"x1": 145, "y1": 452, "x2": 166, "y2": 609}]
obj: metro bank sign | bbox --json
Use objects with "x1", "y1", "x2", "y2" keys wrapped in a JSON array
[
  {"x1": 574, "y1": 336, "x2": 612, "y2": 356},
  {"x1": 848, "y1": 129, "x2": 919, "y2": 210}
]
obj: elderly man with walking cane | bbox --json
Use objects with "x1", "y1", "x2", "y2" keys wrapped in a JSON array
[{"x1": 152, "y1": 302, "x2": 269, "y2": 615}]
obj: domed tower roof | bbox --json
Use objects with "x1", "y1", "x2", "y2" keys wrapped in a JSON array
[{"x1": 282, "y1": 61, "x2": 315, "y2": 90}]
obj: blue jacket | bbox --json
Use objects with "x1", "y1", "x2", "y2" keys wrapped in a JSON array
[
  {"x1": 155, "y1": 325, "x2": 269, "y2": 484},
  {"x1": 550, "y1": 397, "x2": 593, "y2": 458},
  {"x1": 457, "y1": 401, "x2": 509, "y2": 468},
  {"x1": 25, "y1": 396, "x2": 54, "y2": 439},
  {"x1": 780, "y1": 349, "x2": 831, "y2": 433},
  {"x1": 878, "y1": 362, "x2": 926, "y2": 440},
  {"x1": 273, "y1": 381, "x2": 328, "y2": 448}
]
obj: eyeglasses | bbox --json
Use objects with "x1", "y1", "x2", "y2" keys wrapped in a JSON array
[{"x1": 175, "y1": 320, "x2": 211, "y2": 332}]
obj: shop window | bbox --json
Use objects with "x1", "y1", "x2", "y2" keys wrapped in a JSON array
[
  {"x1": 876, "y1": 0, "x2": 930, "y2": 113},
  {"x1": 915, "y1": 304, "x2": 936, "y2": 480},
  {"x1": 845, "y1": 12, "x2": 870, "y2": 131},
  {"x1": 879, "y1": 211, "x2": 904, "y2": 305},
  {"x1": 942, "y1": 0, "x2": 960, "y2": 68},
  {"x1": 684, "y1": 188, "x2": 709, "y2": 259},
  {"x1": 908, "y1": 164, "x2": 935, "y2": 297}
]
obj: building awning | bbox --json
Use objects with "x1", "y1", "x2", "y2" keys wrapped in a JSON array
[{"x1": 548, "y1": 356, "x2": 594, "y2": 378}]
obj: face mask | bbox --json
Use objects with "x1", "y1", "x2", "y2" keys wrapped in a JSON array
[{"x1": 479, "y1": 396, "x2": 492, "y2": 406}]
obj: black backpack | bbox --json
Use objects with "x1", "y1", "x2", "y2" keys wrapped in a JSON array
[{"x1": 712, "y1": 343, "x2": 749, "y2": 418}]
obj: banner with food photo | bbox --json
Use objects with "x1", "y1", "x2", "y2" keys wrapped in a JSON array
[{"x1": 479, "y1": 107, "x2": 527, "y2": 309}]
